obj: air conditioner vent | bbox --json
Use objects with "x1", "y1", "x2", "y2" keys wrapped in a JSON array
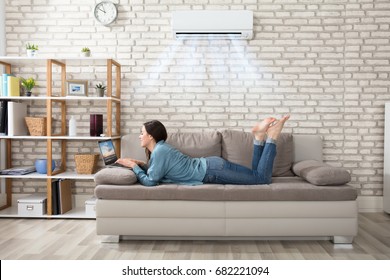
[{"x1": 172, "y1": 10, "x2": 253, "y2": 40}]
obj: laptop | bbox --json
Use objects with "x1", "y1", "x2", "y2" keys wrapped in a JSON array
[{"x1": 97, "y1": 139, "x2": 129, "y2": 169}]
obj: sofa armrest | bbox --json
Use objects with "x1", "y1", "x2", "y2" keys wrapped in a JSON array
[{"x1": 292, "y1": 160, "x2": 351, "y2": 186}]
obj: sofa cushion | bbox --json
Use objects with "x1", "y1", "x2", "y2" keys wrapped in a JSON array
[
  {"x1": 221, "y1": 130, "x2": 294, "y2": 177},
  {"x1": 95, "y1": 177, "x2": 357, "y2": 201},
  {"x1": 167, "y1": 131, "x2": 222, "y2": 158},
  {"x1": 94, "y1": 168, "x2": 137, "y2": 185},
  {"x1": 292, "y1": 160, "x2": 351, "y2": 186}
]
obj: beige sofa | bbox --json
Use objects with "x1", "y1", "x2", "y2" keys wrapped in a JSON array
[{"x1": 94, "y1": 131, "x2": 358, "y2": 243}]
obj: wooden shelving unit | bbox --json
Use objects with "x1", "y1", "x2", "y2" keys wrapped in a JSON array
[{"x1": 0, "y1": 57, "x2": 121, "y2": 218}]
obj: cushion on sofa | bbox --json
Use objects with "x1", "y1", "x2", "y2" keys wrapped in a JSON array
[
  {"x1": 292, "y1": 160, "x2": 351, "y2": 186},
  {"x1": 221, "y1": 130, "x2": 294, "y2": 177},
  {"x1": 167, "y1": 131, "x2": 222, "y2": 158},
  {"x1": 94, "y1": 168, "x2": 137, "y2": 185}
]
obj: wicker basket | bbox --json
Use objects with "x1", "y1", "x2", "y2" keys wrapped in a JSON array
[
  {"x1": 25, "y1": 117, "x2": 47, "y2": 136},
  {"x1": 74, "y1": 154, "x2": 99, "y2": 174}
]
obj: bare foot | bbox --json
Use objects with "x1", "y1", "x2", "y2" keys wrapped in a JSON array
[
  {"x1": 252, "y1": 117, "x2": 276, "y2": 141},
  {"x1": 267, "y1": 115, "x2": 290, "y2": 141}
]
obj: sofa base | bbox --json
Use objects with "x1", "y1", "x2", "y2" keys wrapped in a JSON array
[
  {"x1": 332, "y1": 236, "x2": 355, "y2": 244},
  {"x1": 100, "y1": 235, "x2": 353, "y2": 244},
  {"x1": 96, "y1": 200, "x2": 358, "y2": 244}
]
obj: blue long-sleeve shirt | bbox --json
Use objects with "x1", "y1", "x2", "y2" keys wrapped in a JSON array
[{"x1": 132, "y1": 140, "x2": 207, "y2": 186}]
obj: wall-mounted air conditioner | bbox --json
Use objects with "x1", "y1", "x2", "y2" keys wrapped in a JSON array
[{"x1": 172, "y1": 10, "x2": 253, "y2": 40}]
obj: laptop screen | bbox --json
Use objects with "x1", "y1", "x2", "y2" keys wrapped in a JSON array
[{"x1": 98, "y1": 139, "x2": 118, "y2": 165}]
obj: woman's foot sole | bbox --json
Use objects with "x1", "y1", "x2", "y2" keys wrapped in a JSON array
[
  {"x1": 267, "y1": 115, "x2": 290, "y2": 141},
  {"x1": 252, "y1": 117, "x2": 276, "y2": 141}
]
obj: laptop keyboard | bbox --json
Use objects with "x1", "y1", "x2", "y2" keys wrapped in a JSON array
[{"x1": 111, "y1": 162, "x2": 128, "y2": 168}]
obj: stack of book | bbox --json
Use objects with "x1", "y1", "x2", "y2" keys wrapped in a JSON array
[
  {"x1": 51, "y1": 179, "x2": 73, "y2": 215},
  {"x1": 0, "y1": 74, "x2": 20, "y2": 97},
  {"x1": 0, "y1": 166, "x2": 36, "y2": 175},
  {"x1": 0, "y1": 101, "x2": 28, "y2": 136}
]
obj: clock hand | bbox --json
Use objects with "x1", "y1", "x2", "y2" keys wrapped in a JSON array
[{"x1": 99, "y1": 8, "x2": 106, "y2": 13}]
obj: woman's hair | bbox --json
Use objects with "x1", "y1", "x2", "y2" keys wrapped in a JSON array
[{"x1": 143, "y1": 120, "x2": 167, "y2": 161}]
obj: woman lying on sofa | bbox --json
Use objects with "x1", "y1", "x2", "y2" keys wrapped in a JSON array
[{"x1": 116, "y1": 116, "x2": 289, "y2": 186}]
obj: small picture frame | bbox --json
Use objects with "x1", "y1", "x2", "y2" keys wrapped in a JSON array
[{"x1": 66, "y1": 80, "x2": 88, "y2": 96}]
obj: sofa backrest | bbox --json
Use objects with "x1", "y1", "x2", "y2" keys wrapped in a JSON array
[
  {"x1": 121, "y1": 134, "x2": 147, "y2": 161},
  {"x1": 121, "y1": 131, "x2": 323, "y2": 177},
  {"x1": 292, "y1": 134, "x2": 323, "y2": 163},
  {"x1": 167, "y1": 131, "x2": 222, "y2": 158},
  {"x1": 221, "y1": 130, "x2": 294, "y2": 177},
  {"x1": 121, "y1": 132, "x2": 222, "y2": 162}
]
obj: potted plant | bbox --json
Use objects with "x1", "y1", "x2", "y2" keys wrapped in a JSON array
[
  {"x1": 21, "y1": 77, "x2": 36, "y2": 96},
  {"x1": 26, "y1": 43, "x2": 38, "y2": 57},
  {"x1": 95, "y1": 83, "x2": 106, "y2": 97},
  {"x1": 81, "y1": 47, "x2": 91, "y2": 57}
]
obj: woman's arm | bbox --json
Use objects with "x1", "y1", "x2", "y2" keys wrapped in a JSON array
[
  {"x1": 116, "y1": 158, "x2": 145, "y2": 168},
  {"x1": 131, "y1": 165, "x2": 159, "y2": 186},
  {"x1": 117, "y1": 152, "x2": 166, "y2": 186}
]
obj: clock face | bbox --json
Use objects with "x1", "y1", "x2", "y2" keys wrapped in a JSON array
[{"x1": 94, "y1": 1, "x2": 118, "y2": 25}]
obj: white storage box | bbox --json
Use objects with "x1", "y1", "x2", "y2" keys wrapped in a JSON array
[
  {"x1": 18, "y1": 194, "x2": 47, "y2": 216},
  {"x1": 85, "y1": 197, "x2": 97, "y2": 217}
]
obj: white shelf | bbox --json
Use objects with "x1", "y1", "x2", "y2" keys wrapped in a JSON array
[
  {"x1": 0, "y1": 96, "x2": 121, "y2": 102},
  {"x1": 52, "y1": 96, "x2": 121, "y2": 102},
  {"x1": 0, "y1": 206, "x2": 95, "y2": 219},
  {"x1": 0, "y1": 171, "x2": 96, "y2": 180},
  {"x1": 0, "y1": 135, "x2": 121, "y2": 140},
  {"x1": 0, "y1": 56, "x2": 115, "y2": 65},
  {"x1": 51, "y1": 171, "x2": 95, "y2": 180}
]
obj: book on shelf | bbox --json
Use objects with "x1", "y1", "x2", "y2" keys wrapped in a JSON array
[
  {"x1": 0, "y1": 101, "x2": 27, "y2": 136},
  {"x1": 7, "y1": 101, "x2": 27, "y2": 136},
  {"x1": 0, "y1": 100, "x2": 7, "y2": 135},
  {"x1": 2, "y1": 74, "x2": 10, "y2": 97},
  {"x1": 0, "y1": 75, "x2": 3, "y2": 96},
  {"x1": 51, "y1": 179, "x2": 73, "y2": 215},
  {"x1": 58, "y1": 179, "x2": 73, "y2": 214},
  {"x1": 51, "y1": 180, "x2": 59, "y2": 215},
  {"x1": 0, "y1": 166, "x2": 36, "y2": 175},
  {"x1": 7, "y1": 76, "x2": 20, "y2": 97}
]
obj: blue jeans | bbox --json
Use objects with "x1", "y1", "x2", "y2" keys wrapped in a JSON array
[{"x1": 202, "y1": 142, "x2": 276, "y2": 185}]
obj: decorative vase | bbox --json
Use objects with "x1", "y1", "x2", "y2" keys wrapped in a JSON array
[
  {"x1": 96, "y1": 88, "x2": 105, "y2": 97},
  {"x1": 27, "y1": 49, "x2": 38, "y2": 57},
  {"x1": 35, "y1": 159, "x2": 56, "y2": 174},
  {"x1": 90, "y1": 114, "x2": 103, "y2": 136},
  {"x1": 69, "y1": 116, "x2": 77, "y2": 136},
  {"x1": 81, "y1": 51, "x2": 91, "y2": 57}
]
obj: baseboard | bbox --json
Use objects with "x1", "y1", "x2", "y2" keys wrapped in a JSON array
[{"x1": 357, "y1": 196, "x2": 383, "y2": 212}]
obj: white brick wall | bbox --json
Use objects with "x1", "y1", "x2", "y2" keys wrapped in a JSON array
[
  {"x1": 0, "y1": 0, "x2": 5, "y2": 55},
  {"x1": 4, "y1": 0, "x2": 390, "y2": 196}
]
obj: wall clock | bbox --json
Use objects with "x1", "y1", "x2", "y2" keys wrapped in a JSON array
[{"x1": 94, "y1": 1, "x2": 118, "y2": 26}]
